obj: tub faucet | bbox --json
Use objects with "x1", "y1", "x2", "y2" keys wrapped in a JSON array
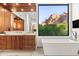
[{"x1": 72, "y1": 31, "x2": 77, "y2": 41}]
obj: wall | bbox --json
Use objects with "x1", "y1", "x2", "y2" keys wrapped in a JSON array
[
  {"x1": 72, "y1": 3, "x2": 79, "y2": 21},
  {"x1": 72, "y1": 3, "x2": 79, "y2": 35}
]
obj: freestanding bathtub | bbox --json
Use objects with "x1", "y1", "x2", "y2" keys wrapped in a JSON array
[{"x1": 42, "y1": 39, "x2": 79, "y2": 56}]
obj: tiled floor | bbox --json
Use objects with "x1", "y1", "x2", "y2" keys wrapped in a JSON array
[{"x1": 0, "y1": 48, "x2": 44, "y2": 56}]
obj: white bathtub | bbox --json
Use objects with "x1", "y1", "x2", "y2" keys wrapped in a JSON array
[{"x1": 42, "y1": 39, "x2": 79, "y2": 56}]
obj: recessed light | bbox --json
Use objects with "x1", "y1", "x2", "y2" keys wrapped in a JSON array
[
  {"x1": 16, "y1": 3, "x2": 19, "y2": 5},
  {"x1": 11, "y1": 9, "x2": 14, "y2": 12},
  {"x1": 1, "y1": 9, "x2": 6, "y2": 11},
  {"x1": 11, "y1": 7, "x2": 16, "y2": 12},
  {"x1": 31, "y1": 8, "x2": 34, "y2": 12},
  {"x1": 3, "y1": 3, "x2": 7, "y2": 5},
  {"x1": 21, "y1": 8, "x2": 24, "y2": 11},
  {"x1": 28, "y1": 3, "x2": 31, "y2": 5}
]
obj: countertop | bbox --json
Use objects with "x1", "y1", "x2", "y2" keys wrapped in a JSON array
[{"x1": 0, "y1": 31, "x2": 35, "y2": 36}]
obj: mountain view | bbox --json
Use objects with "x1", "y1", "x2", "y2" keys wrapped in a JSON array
[
  {"x1": 38, "y1": 12, "x2": 69, "y2": 36},
  {"x1": 41, "y1": 12, "x2": 68, "y2": 25},
  {"x1": 38, "y1": 5, "x2": 69, "y2": 36}
]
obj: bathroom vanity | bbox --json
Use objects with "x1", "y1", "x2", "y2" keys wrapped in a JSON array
[
  {"x1": 0, "y1": 32, "x2": 36, "y2": 50},
  {"x1": 0, "y1": 3, "x2": 37, "y2": 51},
  {"x1": 0, "y1": 6, "x2": 36, "y2": 50}
]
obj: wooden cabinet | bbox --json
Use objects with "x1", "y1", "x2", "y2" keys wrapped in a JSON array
[
  {"x1": 0, "y1": 35, "x2": 35, "y2": 50},
  {"x1": 11, "y1": 36, "x2": 15, "y2": 49},
  {"x1": 0, "y1": 37, "x2": 2, "y2": 49},
  {"x1": 6, "y1": 36, "x2": 12, "y2": 49},
  {"x1": 0, "y1": 6, "x2": 11, "y2": 32},
  {"x1": 0, "y1": 6, "x2": 5, "y2": 32},
  {"x1": 4, "y1": 10, "x2": 11, "y2": 31},
  {"x1": 19, "y1": 36, "x2": 23, "y2": 49},
  {"x1": 23, "y1": 35, "x2": 35, "y2": 50},
  {"x1": 0, "y1": 36, "x2": 7, "y2": 49}
]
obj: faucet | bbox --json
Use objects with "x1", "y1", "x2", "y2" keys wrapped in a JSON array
[{"x1": 72, "y1": 31, "x2": 77, "y2": 41}]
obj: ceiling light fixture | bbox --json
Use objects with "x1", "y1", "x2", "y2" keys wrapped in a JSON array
[
  {"x1": 11, "y1": 7, "x2": 16, "y2": 12},
  {"x1": 16, "y1": 3, "x2": 19, "y2": 5},
  {"x1": 21, "y1": 8, "x2": 24, "y2": 11},
  {"x1": 31, "y1": 8, "x2": 34, "y2": 12},
  {"x1": 28, "y1": 3, "x2": 31, "y2": 5},
  {"x1": 3, "y1": 3, "x2": 7, "y2": 5},
  {"x1": 1, "y1": 9, "x2": 6, "y2": 11}
]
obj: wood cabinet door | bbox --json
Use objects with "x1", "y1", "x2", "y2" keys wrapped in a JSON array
[
  {"x1": 23, "y1": 35, "x2": 35, "y2": 50},
  {"x1": 19, "y1": 36, "x2": 23, "y2": 49},
  {"x1": 15, "y1": 36, "x2": 23, "y2": 49},
  {"x1": 0, "y1": 6, "x2": 5, "y2": 32},
  {"x1": 14, "y1": 36, "x2": 20, "y2": 49},
  {"x1": 0, "y1": 36, "x2": 7, "y2": 50},
  {"x1": 1, "y1": 36, "x2": 7, "y2": 50},
  {"x1": 11, "y1": 36, "x2": 15, "y2": 49},
  {"x1": 0, "y1": 7, "x2": 11, "y2": 32},
  {"x1": 4, "y1": 10, "x2": 11, "y2": 31},
  {"x1": 6, "y1": 36, "x2": 12, "y2": 49},
  {"x1": 0, "y1": 36, "x2": 3, "y2": 49},
  {"x1": 28, "y1": 35, "x2": 35, "y2": 50},
  {"x1": 23, "y1": 36, "x2": 28, "y2": 49}
]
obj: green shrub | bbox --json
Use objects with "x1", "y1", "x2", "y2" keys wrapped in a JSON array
[{"x1": 38, "y1": 23, "x2": 68, "y2": 36}]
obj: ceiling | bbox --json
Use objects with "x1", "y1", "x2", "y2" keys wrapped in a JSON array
[{"x1": 0, "y1": 3, "x2": 36, "y2": 12}]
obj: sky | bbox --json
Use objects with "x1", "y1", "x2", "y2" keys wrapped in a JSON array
[{"x1": 39, "y1": 5, "x2": 68, "y2": 24}]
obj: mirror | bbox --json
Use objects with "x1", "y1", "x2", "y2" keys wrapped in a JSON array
[{"x1": 11, "y1": 14, "x2": 24, "y2": 31}]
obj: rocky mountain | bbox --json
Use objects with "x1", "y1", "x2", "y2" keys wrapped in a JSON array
[{"x1": 41, "y1": 13, "x2": 68, "y2": 25}]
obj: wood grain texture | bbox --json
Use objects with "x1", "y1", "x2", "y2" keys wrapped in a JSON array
[
  {"x1": 0, "y1": 35, "x2": 35, "y2": 50},
  {"x1": 0, "y1": 3, "x2": 36, "y2": 12},
  {"x1": 0, "y1": 6, "x2": 11, "y2": 32}
]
